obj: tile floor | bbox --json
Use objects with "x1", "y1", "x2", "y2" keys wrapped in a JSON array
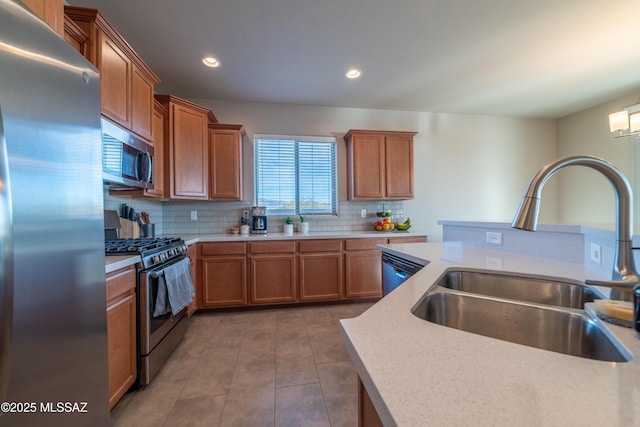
[{"x1": 110, "y1": 302, "x2": 374, "y2": 427}]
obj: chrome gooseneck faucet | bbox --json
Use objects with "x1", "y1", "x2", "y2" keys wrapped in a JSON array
[{"x1": 512, "y1": 155, "x2": 640, "y2": 332}]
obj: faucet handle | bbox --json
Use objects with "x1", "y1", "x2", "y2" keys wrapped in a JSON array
[{"x1": 585, "y1": 275, "x2": 640, "y2": 297}]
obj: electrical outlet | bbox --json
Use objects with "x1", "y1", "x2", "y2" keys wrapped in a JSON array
[
  {"x1": 590, "y1": 243, "x2": 602, "y2": 264},
  {"x1": 190, "y1": 210, "x2": 198, "y2": 221},
  {"x1": 243, "y1": 210, "x2": 249, "y2": 218},
  {"x1": 486, "y1": 232, "x2": 503, "y2": 245},
  {"x1": 360, "y1": 209, "x2": 367, "y2": 218}
]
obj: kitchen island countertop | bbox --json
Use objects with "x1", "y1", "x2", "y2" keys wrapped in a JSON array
[{"x1": 340, "y1": 241, "x2": 640, "y2": 426}]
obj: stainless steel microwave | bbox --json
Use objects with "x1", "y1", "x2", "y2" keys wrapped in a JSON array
[{"x1": 101, "y1": 118, "x2": 154, "y2": 190}]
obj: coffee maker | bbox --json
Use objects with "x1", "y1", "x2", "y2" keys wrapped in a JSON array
[{"x1": 251, "y1": 206, "x2": 267, "y2": 234}]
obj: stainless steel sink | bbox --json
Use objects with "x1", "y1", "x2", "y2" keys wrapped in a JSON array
[
  {"x1": 411, "y1": 291, "x2": 631, "y2": 362},
  {"x1": 437, "y1": 270, "x2": 604, "y2": 309}
]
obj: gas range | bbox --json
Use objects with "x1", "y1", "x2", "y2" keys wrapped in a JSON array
[{"x1": 105, "y1": 237, "x2": 188, "y2": 269}]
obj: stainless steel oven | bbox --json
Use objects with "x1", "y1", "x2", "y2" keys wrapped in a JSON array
[
  {"x1": 105, "y1": 237, "x2": 191, "y2": 386},
  {"x1": 138, "y1": 255, "x2": 189, "y2": 385}
]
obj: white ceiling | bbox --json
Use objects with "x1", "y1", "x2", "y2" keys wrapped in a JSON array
[{"x1": 69, "y1": 0, "x2": 640, "y2": 119}]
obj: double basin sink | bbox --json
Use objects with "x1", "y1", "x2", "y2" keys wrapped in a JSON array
[{"x1": 411, "y1": 270, "x2": 632, "y2": 362}]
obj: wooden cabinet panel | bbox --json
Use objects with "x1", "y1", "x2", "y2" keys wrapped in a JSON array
[
  {"x1": 201, "y1": 256, "x2": 247, "y2": 307},
  {"x1": 209, "y1": 124, "x2": 245, "y2": 200},
  {"x1": 345, "y1": 250, "x2": 383, "y2": 298},
  {"x1": 201, "y1": 242, "x2": 247, "y2": 256},
  {"x1": 105, "y1": 266, "x2": 136, "y2": 409},
  {"x1": 99, "y1": 33, "x2": 130, "y2": 129},
  {"x1": 299, "y1": 253, "x2": 343, "y2": 301},
  {"x1": 131, "y1": 65, "x2": 154, "y2": 142},
  {"x1": 22, "y1": 0, "x2": 64, "y2": 36},
  {"x1": 63, "y1": 13, "x2": 88, "y2": 56},
  {"x1": 146, "y1": 100, "x2": 166, "y2": 198},
  {"x1": 156, "y1": 95, "x2": 212, "y2": 200},
  {"x1": 250, "y1": 255, "x2": 297, "y2": 304},
  {"x1": 345, "y1": 238, "x2": 387, "y2": 251},
  {"x1": 359, "y1": 378, "x2": 384, "y2": 427},
  {"x1": 249, "y1": 241, "x2": 296, "y2": 254},
  {"x1": 298, "y1": 239, "x2": 342, "y2": 252},
  {"x1": 348, "y1": 133, "x2": 385, "y2": 199},
  {"x1": 387, "y1": 236, "x2": 427, "y2": 244},
  {"x1": 65, "y1": 6, "x2": 159, "y2": 142},
  {"x1": 345, "y1": 130, "x2": 416, "y2": 200},
  {"x1": 385, "y1": 134, "x2": 414, "y2": 198}
]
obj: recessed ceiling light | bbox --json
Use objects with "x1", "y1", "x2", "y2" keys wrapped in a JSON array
[
  {"x1": 202, "y1": 56, "x2": 221, "y2": 68},
  {"x1": 346, "y1": 68, "x2": 362, "y2": 79}
]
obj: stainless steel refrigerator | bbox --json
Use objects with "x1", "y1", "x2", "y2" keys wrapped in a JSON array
[{"x1": 0, "y1": 1, "x2": 110, "y2": 426}]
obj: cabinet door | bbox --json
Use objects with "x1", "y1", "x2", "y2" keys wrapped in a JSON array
[
  {"x1": 345, "y1": 250, "x2": 383, "y2": 298},
  {"x1": 22, "y1": 0, "x2": 64, "y2": 36},
  {"x1": 98, "y1": 31, "x2": 131, "y2": 130},
  {"x1": 170, "y1": 104, "x2": 209, "y2": 199},
  {"x1": 348, "y1": 133, "x2": 385, "y2": 199},
  {"x1": 201, "y1": 256, "x2": 247, "y2": 307},
  {"x1": 209, "y1": 128, "x2": 243, "y2": 200},
  {"x1": 385, "y1": 134, "x2": 414, "y2": 198},
  {"x1": 299, "y1": 253, "x2": 343, "y2": 301},
  {"x1": 250, "y1": 255, "x2": 297, "y2": 304},
  {"x1": 106, "y1": 293, "x2": 136, "y2": 409},
  {"x1": 105, "y1": 266, "x2": 136, "y2": 410},
  {"x1": 131, "y1": 65, "x2": 154, "y2": 142},
  {"x1": 145, "y1": 101, "x2": 166, "y2": 198}
]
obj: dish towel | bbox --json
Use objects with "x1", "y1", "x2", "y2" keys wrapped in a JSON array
[{"x1": 153, "y1": 257, "x2": 194, "y2": 317}]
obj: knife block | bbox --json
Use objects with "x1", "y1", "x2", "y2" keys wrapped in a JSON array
[{"x1": 119, "y1": 218, "x2": 140, "y2": 239}]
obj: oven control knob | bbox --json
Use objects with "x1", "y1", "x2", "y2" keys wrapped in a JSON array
[{"x1": 152, "y1": 255, "x2": 159, "y2": 264}]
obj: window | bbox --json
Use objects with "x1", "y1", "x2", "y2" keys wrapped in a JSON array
[{"x1": 254, "y1": 135, "x2": 337, "y2": 216}]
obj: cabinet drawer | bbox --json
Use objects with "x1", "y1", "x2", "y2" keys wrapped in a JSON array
[
  {"x1": 249, "y1": 241, "x2": 296, "y2": 254},
  {"x1": 298, "y1": 239, "x2": 342, "y2": 253},
  {"x1": 106, "y1": 266, "x2": 136, "y2": 304},
  {"x1": 344, "y1": 238, "x2": 387, "y2": 251},
  {"x1": 200, "y1": 242, "x2": 247, "y2": 256},
  {"x1": 387, "y1": 236, "x2": 427, "y2": 244}
]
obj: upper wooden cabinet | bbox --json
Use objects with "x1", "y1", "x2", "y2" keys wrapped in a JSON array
[
  {"x1": 155, "y1": 95, "x2": 217, "y2": 200},
  {"x1": 208, "y1": 124, "x2": 245, "y2": 201},
  {"x1": 344, "y1": 130, "x2": 417, "y2": 200},
  {"x1": 64, "y1": 6, "x2": 159, "y2": 142},
  {"x1": 22, "y1": 0, "x2": 64, "y2": 37}
]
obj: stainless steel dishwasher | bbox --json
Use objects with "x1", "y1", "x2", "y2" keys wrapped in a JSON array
[{"x1": 382, "y1": 253, "x2": 425, "y2": 295}]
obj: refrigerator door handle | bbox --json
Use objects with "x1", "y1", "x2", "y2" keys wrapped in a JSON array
[{"x1": 0, "y1": 105, "x2": 14, "y2": 402}]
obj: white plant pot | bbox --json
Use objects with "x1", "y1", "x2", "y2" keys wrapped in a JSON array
[
  {"x1": 297, "y1": 222, "x2": 309, "y2": 234},
  {"x1": 284, "y1": 223, "x2": 294, "y2": 235}
]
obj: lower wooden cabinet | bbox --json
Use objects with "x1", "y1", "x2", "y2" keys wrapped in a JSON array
[
  {"x1": 249, "y1": 241, "x2": 297, "y2": 304},
  {"x1": 195, "y1": 235, "x2": 426, "y2": 311},
  {"x1": 105, "y1": 266, "x2": 136, "y2": 410},
  {"x1": 344, "y1": 238, "x2": 386, "y2": 298},
  {"x1": 200, "y1": 242, "x2": 247, "y2": 308},
  {"x1": 359, "y1": 377, "x2": 384, "y2": 427},
  {"x1": 299, "y1": 239, "x2": 344, "y2": 301}
]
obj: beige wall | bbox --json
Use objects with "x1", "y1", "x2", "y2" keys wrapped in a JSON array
[
  {"x1": 194, "y1": 99, "x2": 558, "y2": 240},
  {"x1": 557, "y1": 91, "x2": 640, "y2": 229}
]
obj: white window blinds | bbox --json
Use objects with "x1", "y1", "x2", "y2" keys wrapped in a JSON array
[{"x1": 254, "y1": 136, "x2": 337, "y2": 216}]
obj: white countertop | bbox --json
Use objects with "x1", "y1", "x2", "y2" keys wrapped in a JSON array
[
  {"x1": 105, "y1": 231, "x2": 426, "y2": 273},
  {"x1": 340, "y1": 242, "x2": 640, "y2": 427}
]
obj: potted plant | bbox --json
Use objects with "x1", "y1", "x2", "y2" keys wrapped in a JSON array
[
  {"x1": 283, "y1": 216, "x2": 294, "y2": 234},
  {"x1": 297, "y1": 214, "x2": 309, "y2": 234}
]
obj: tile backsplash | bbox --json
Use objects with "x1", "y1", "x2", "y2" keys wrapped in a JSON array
[{"x1": 104, "y1": 190, "x2": 404, "y2": 236}]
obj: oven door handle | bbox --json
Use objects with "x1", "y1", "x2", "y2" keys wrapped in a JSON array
[{"x1": 150, "y1": 255, "x2": 191, "y2": 278}]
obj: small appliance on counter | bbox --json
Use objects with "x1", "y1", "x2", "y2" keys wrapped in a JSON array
[{"x1": 251, "y1": 206, "x2": 267, "y2": 234}]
